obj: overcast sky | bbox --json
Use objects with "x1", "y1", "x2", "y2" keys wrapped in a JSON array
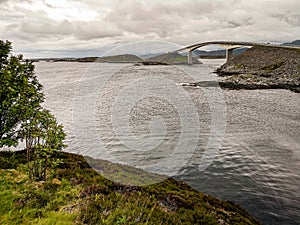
[{"x1": 0, "y1": 0, "x2": 299, "y2": 57}]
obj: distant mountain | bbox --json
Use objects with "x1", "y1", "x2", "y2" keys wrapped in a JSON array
[
  {"x1": 147, "y1": 52, "x2": 201, "y2": 64},
  {"x1": 194, "y1": 48, "x2": 249, "y2": 58},
  {"x1": 78, "y1": 54, "x2": 142, "y2": 63},
  {"x1": 139, "y1": 53, "x2": 163, "y2": 59},
  {"x1": 283, "y1": 40, "x2": 300, "y2": 46},
  {"x1": 234, "y1": 48, "x2": 249, "y2": 55},
  {"x1": 194, "y1": 49, "x2": 225, "y2": 58},
  {"x1": 76, "y1": 57, "x2": 98, "y2": 62}
]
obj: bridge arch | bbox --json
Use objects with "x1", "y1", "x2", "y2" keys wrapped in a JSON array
[{"x1": 175, "y1": 41, "x2": 297, "y2": 64}]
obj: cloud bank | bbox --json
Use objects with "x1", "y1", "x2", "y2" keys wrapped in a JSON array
[{"x1": 0, "y1": 0, "x2": 299, "y2": 57}]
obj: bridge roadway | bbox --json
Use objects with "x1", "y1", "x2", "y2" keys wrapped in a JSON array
[{"x1": 174, "y1": 41, "x2": 300, "y2": 64}]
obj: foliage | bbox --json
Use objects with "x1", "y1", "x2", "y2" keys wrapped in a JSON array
[
  {"x1": 0, "y1": 40, "x2": 66, "y2": 181},
  {"x1": 22, "y1": 109, "x2": 66, "y2": 181},
  {"x1": 0, "y1": 40, "x2": 44, "y2": 147}
]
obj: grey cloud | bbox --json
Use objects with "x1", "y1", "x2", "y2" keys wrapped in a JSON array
[
  {"x1": 271, "y1": 12, "x2": 300, "y2": 26},
  {"x1": 18, "y1": 20, "x2": 122, "y2": 40},
  {"x1": 1, "y1": 0, "x2": 122, "y2": 41},
  {"x1": 225, "y1": 21, "x2": 243, "y2": 28},
  {"x1": 104, "y1": 0, "x2": 300, "y2": 43},
  {"x1": 1, "y1": 0, "x2": 300, "y2": 58},
  {"x1": 224, "y1": 17, "x2": 253, "y2": 28},
  {"x1": 105, "y1": 0, "x2": 218, "y2": 33},
  {"x1": 0, "y1": 0, "x2": 33, "y2": 4},
  {"x1": 20, "y1": 20, "x2": 73, "y2": 35}
]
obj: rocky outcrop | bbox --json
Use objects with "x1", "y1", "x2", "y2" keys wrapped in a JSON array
[
  {"x1": 216, "y1": 46, "x2": 300, "y2": 92},
  {"x1": 135, "y1": 61, "x2": 169, "y2": 66}
]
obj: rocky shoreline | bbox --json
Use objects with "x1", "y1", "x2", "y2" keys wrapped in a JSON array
[{"x1": 216, "y1": 46, "x2": 300, "y2": 93}]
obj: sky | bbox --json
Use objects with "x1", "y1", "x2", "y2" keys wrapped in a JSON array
[{"x1": 0, "y1": 0, "x2": 299, "y2": 58}]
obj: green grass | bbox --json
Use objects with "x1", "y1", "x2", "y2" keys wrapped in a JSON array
[
  {"x1": 235, "y1": 63, "x2": 245, "y2": 68},
  {"x1": 0, "y1": 168, "x2": 77, "y2": 225},
  {"x1": 0, "y1": 151, "x2": 262, "y2": 224},
  {"x1": 261, "y1": 61, "x2": 284, "y2": 71}
]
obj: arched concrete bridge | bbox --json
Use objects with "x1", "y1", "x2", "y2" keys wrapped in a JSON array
[{"x1": 174, "y1": 41, "x2": 299, "y2": 64}]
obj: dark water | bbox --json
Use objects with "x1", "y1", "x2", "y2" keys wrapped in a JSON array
[
  {"x1": 34, "y1": 61, "x2": 299, "y2": 224},
  {"x1": 177, "y1": 89, "x2": 300, "y2": 225}
]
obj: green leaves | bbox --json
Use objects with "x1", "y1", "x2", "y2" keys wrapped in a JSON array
[
  {"x1": 22, "y1": 108, "x2": 67, "y2": 181},
  {"x1": 0, "y1": 40, "x2": 44, "y2": 147},
  {"x1": 0, "y1": 40, "x2": 66, "y2": 181}
]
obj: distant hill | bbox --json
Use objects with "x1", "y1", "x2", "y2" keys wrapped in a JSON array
[
  {"x1": 34, "y1": 54, "x2": 142, "y2": 63},
  {"x1": 78, "y1": 54, "x2": 142, "y2": 63},
  {"x1": 147, "y1": 52, "x2": 201, "y2": 64},
  {"x1": 283, "y1": 40, "x2": 300, "y2": 46},
  {"x1": 139, "y1": 53, "x2": 162, "y2": 59},
  {"x1": 194, "y1": 48, "x2": 248, "y2": 58}
]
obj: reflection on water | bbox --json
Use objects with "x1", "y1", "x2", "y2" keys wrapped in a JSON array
[{"x1": 34, "y1": 61, "x2": 299, "y2": 224}]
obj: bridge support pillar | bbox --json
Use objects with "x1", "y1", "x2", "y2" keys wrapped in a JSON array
[
  {"x1": 226, "y1": 48, "x2": 234, "y2": 62},
  {"x1": 188, "y1": 50, "x2": 193, "y2": 65}
]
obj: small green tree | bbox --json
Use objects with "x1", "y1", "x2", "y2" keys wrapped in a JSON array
[
  {"x1": 0, "y1": 40, "x2": 66, "y2": 181},
  {"x1": 22, "y1": 109, "x2": 66, "y2": 181},
  {"x1": 0, "y1": 40, "x2": 44, "y2": 147}
]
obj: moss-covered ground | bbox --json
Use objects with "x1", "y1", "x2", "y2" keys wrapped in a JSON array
[{"x1": 0, "y1": 151, "x2": 261, "y2": 225}]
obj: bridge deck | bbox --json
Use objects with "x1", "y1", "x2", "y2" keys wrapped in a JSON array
[
  {"x1": 174, "y1": 41, "x2": 300, "y2": 64},
  {"x1": 175, "y1": 41, "x2": 300, "y2": 52}
]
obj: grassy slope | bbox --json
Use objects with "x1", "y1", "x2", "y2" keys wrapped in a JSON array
[{"x1": 0, "y1": 151, "x2": 261, "y2": 225}]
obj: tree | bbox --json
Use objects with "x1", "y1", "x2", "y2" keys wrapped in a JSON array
[
  {"x1": 22, "y1": 109, "x2": 66, "y2": 181},
  {"x1": 0, "y1": 40, "x2": 44, "y2": 147},
  {"x1": 0, "y1": 40, "x2": 66, "y2": 180}
]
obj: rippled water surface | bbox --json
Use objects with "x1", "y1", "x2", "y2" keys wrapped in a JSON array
[{"x1": 35, "y1": 61, "x2": 300, "y2": 224}]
